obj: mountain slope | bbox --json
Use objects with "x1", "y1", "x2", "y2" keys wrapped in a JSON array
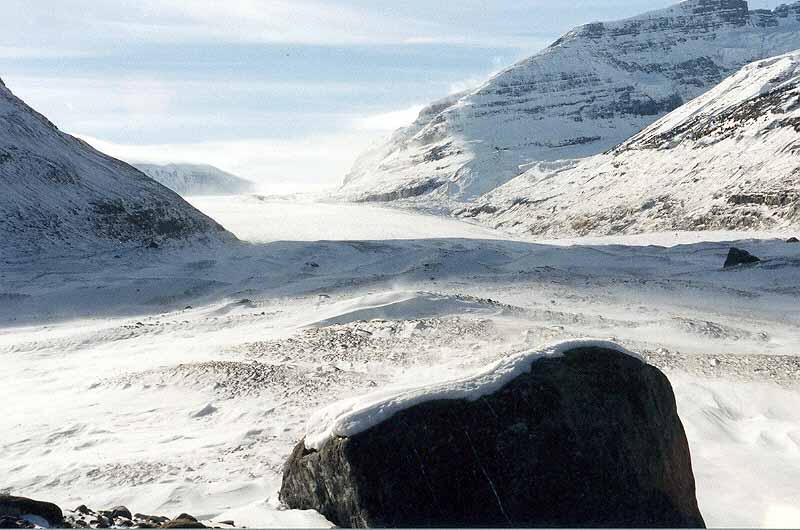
[
  {"x1": 460, "y1": 50, "x2": 800, "y2": 236},
  {"x1": 0, "y1": 79, "x2": 234, "y2": 257},
  {"x1": 134, "y1": 163, "x2": 255, "y2": 196},
  {"x1": 340, "y1": 0, "x2": 800, "y2": 202}
]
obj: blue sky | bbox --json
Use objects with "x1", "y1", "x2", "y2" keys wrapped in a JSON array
[{"x1": 0, "y1": 0, "x2": 779, "y2": 192}]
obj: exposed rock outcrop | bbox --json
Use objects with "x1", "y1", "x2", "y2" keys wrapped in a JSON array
[
  {"x1": 280, "y1": 341, "x2": 705, "y2": 528},
  {"x1": 724, "y1": 247, "x2": 761, "y2": 267}
]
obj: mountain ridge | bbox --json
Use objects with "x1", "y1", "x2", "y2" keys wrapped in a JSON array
[
  {"x1": 340, "y1": 0, "x2": 800, "y2": 202},
  {"x1": 0, "y1": 78, "x2": 235, "y2": 258},
  {"x1": 458, "y1": 50, "x2": 800, "y2": 236}
]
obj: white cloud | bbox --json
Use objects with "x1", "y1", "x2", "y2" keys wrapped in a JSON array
[
  {"x1": 0, "y1": 0, "x2": 547, "y2": 49},
  {"x1": 5, "y1": 0, "x2": 444, "y2": 47},
  {"x1": 0, "y1": 47, "x2": 96, "y2": 59},
  {"x1": 76, "y1": 132, "x2": 377, "y2": 194},
  {"x1": 448, "y1": 77, "x2": 485, "y2": 95},
  {"x1": 353, "y1": 105, "x2": 425, "y2": 131}
]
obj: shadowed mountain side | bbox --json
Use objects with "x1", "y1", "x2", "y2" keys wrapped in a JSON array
[{"x1": 0, "y1": 78, "x2": 235, "y2": 259}]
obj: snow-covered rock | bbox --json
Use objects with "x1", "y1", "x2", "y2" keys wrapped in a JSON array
[
  {"x1": 0, "y1": 79, "x2": 234, "y2": 258},
  {"x1": 340, "y1": 0, "x2": 800, "y2": 202},
  {"x1": 301, "y1": 338, "x2": 641, "y2": 449},
  {"x1": 134, "y1": 163, "x2": 255, "y2": 197},
  {"x1": 463, "y1": 50, "x2": 800, "y2": 236},
  {"x1": 280, "y1": 339, "x2": 704, "y2": 528}
]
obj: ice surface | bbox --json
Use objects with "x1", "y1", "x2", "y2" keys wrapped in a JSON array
[
  {"x1": 303, "y1": 291, "x2": 508, "y2": 328},
  {"x1": 187, "y1": 195, "x2": 505, "y2": 243}
]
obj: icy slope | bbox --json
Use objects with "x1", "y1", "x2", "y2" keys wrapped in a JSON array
[
  {"x1": 135, "y1": 163, "x2": 255, "y2": 197},
  {"x1": 0, "y1": 79, "x2": 233, "y2": 257},
  {"x1": 463, "y1": 50, "x2": 800, "y2": 237},
  {"x1": 340, "y1": 0, "x2": 800, "y2": 202}
]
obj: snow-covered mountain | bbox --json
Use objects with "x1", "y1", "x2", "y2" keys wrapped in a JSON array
[
  {"x1": 134, "y1": 163, "x2": 255, "y2": 197},
  {"x1": 0, "y1": 78, "x2": 234, "y2": 257},
  {"x1": 340, "y1": 0, "x2": 800, "y2": 202},
  {"x1": 459, "y1": 50, "x2": 800, "y2": 236}
]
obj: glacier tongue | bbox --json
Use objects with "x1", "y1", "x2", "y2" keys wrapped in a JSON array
[{"x1": 340, "y1": 0, "x2": 800, "y2": 202}]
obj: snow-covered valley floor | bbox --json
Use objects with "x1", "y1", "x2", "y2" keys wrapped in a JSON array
[{"x1": 2, "y1": 195, "x2": 800, "y2": 528}]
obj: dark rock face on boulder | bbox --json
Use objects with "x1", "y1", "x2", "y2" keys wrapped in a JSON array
[
  {"x1": 787, "y1": 236, "x2": 799, "y2": 243},
  {"x1": 280, "y1": 347, "x2": 705, "y2": 528},
  {"x1": 723, "y1": 247, "x2": 761, "y2": 268},
  {"x1": 0, "y1": 515, "x2": 35, "y2": 529},
  {"x1": 0, "y1": 495, "x2": 64, "y2": 527}
]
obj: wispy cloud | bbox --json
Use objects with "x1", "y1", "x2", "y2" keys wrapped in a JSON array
[
  {"x1": 0, "y1": 47, "x2": 97, "y2": 59},
  {"x1": 73, "y1": 101, "x2": 424, "y2": 193},
  {"x1": 1, "y1": 0, "x2": 550, "y2": 49},
  {"x1": 76, "y1": 132, "x2": 376, "y2": 194},
  {"x1": 353, "y1": 104, "x2": 425, "y2": 131}
]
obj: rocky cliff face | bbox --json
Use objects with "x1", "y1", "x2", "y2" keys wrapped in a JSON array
[
  {"x1": 0, "y1": 79, "x2": 234, "y2": 258},
  {"x1": 461, "y1": 50, "x2": 800, "y2": 237},
  {"x1": 340, "y1": 0, "x2": 800, "y2": 202},
  {"x1": 134, "y1": 163, "x2": 255, "y2": 197}
]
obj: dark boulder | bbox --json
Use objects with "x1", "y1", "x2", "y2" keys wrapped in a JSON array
[
  {"x1": 787, "y1": 237, "x2": 799, "y2": 243},
  {"x1": 723, "y1": 247, "x2": 760, "y2": 268},
  {"x1": 280, "y1": 345, "x2": 705, "y2": 528},
  {"x1": 90, "y1": 516, "x2": 110, "y2": 528},
  {"x1": 111, "y1": 506, "x2": 132, "y2": 520},
  {"x1": 0, "y1": 515, "x2": 35, "y2": 529},
  {"x1": 0, "y1": 495, "x2": 64, "y2": 527},
  {"x1": 160, "y1": 519, "x2": 206, "y2": 529}
]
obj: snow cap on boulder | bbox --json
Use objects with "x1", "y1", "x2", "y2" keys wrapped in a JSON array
[{"x1": 304, "y1": 338, "x2": 640, "y2": 450}]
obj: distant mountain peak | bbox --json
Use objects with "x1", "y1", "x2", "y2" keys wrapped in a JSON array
[{"x1": 134, "y1": 162, "x2": 255, "y2": 197}]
